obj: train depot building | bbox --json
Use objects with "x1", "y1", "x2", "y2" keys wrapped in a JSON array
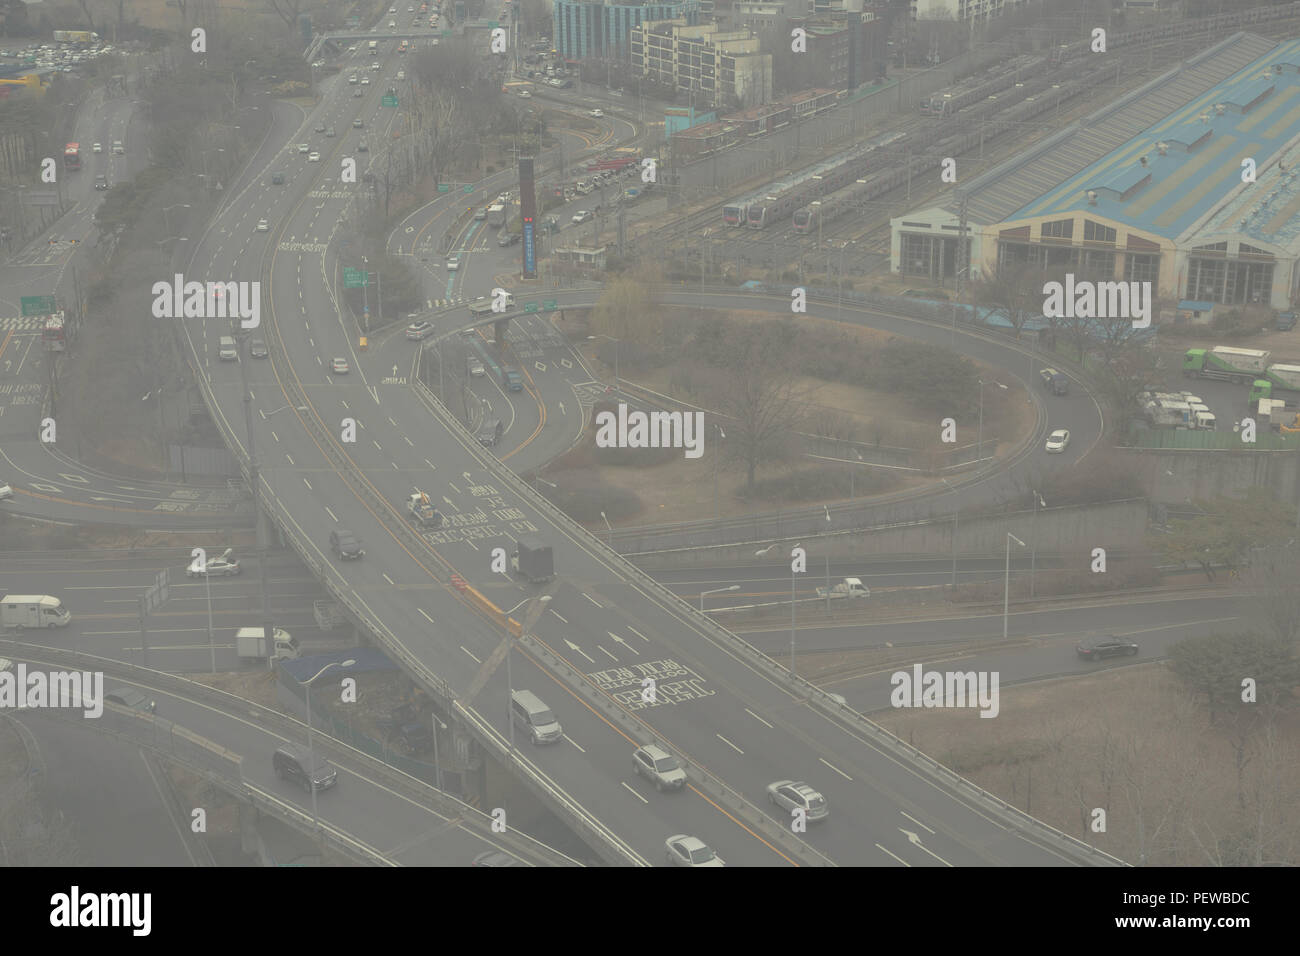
[{"x1": 891, "y1": 31, "x2": 1300, "y2": 311}]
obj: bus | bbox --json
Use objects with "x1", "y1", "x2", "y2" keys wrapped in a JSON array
[
  {"x1": 64, "y1": 143, "x2": 81, "y2": 170},
  {"x1": 42, "y1": 313, "x2": 67, "y2": 351}
]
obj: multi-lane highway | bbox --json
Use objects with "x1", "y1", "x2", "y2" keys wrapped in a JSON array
[{"x1": 144, "y1": 34, "x2": 1127, "y2": 867}]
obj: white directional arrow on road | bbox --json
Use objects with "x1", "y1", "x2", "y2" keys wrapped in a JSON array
[
  {"x1": 558, "y1": 402, "x2": 566, "y2": 415},
  {"x1": 392, "y1": 364, "x2": 399, "y2": 376},
  {"x1": 898, "y1": 829, "x2": 952, "y2": 865},
  {"x1": 442, "y1": 496, "x2": 459, "y2": 512},
  {"x1": 564, "y1": 639, "x2": 595, "y2": 664},
  {"x1": 462, "y1": 472, "x2": 473, "y2": 482},
  {"x1": 608, "y1": 632, "x2": 639, "y2": 655}
]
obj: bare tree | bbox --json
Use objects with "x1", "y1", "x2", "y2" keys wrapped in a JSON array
[{"x1": 266, "y1": 0, "x2": 305, "y2": 35}]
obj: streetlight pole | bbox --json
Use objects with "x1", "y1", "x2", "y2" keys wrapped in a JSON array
[
  {"x1": 700, "y1": 584, "x2": 739, "y2": 613},
  {"x1": 302, "y1": 660, "x2": 356, "y2": 829},
  {"x1": 1005, "y1": 532, "x2": 1025, "y2": 640},
  {"x1": 941, "y1": 478, "x2": 959, "y2": 588},
  {"x1": 600, "y1": 510, "x2": 612, "y2": 548},
  {"x1": 1030, "y1": 491, "x2": 1045, "y2": 597},
  {"x1": 205, "y1": 560, "x2": 215, "y2": 673},
  {"x1": 712, "y1": 424, "x2": 725, "y2": 517}
]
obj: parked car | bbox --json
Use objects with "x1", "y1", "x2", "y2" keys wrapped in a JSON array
[{"x1": 1076, "y1": 637, "x2": 1139, "y2": 660}]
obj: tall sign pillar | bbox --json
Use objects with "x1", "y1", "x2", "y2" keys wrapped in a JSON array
[{"x1": 520, "y1": 157, "x2": 537, "y2": 280}]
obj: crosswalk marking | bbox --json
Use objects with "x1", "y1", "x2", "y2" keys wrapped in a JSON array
[{"x1": 0, "y1": 316, "x2": 46, "y2": 331}]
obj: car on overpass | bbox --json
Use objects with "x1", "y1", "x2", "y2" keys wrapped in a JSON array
[
  {"x1": 633, "y1": 745, "x2": 687, "y2": 791},
  {"x1": 273, "y1": 744, "x2": 338, "y2": 792},
  {"x1": 665, "y1": 835, "x2": 724, "y2": 867},
  {"x1": 767, "y1": 780, "x2": 829, "y2": 822},
  {"x1": 106, "y1": 687, "x2": 156, "y2": 713}
]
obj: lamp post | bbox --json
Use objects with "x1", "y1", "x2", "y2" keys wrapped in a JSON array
[
  {"x1": 1030, "y1": 491, "x2": 1045, "y2": 597},
  {"x1": 600, "y1": 510, "x2": 612, "y2": 548},
  {"x1": 977, "y1": 379, "x2": 1007, "y2": 463},
  {"x1": 717, "y1": 424, "x2": 728, "y2": 515},
  {"x1": 162, "y1": 203, "x2": 191, "y2": 236},
  {"x1": 303, "y1": 659, "x2": 357, "y2": 828},
  {"x1": 700, "y1": 584, "x2": 739, "y2": 613},
  {"x1": 941, "y1": 477, "x2": 959, "y2": 587},
  {"x1": 1004, "y1": 532, "x2": 1025, "y2": 640}
]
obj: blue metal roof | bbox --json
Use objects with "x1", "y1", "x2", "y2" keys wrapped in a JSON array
[{"x1": 1012, "y1": 37, "x2": 1300, "y2": 245}]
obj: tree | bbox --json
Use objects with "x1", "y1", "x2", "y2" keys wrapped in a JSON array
[
  {"x1": 265, "y1": 0, "x2": 305, "y2": 35},
  {"x1": 1245, "y1": 544, "x2": 1300, "y2": 647},
  {"x1": 685, "y1": 334, "x2": 810, "y2": 494},
  {"x1": 1157, "y1": 488, "x2": 1295, "y2": 580},
  {"x1": 972, "y1": 265, "x2": 1048, "y2": 344}
]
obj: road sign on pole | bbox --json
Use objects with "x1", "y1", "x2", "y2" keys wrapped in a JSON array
[
  {"x1": 344, "y1": 267, "x2": 369, "y2": 288},
  {"x1": 21, "y1": 295, "x2": 56, "y2": 316}
]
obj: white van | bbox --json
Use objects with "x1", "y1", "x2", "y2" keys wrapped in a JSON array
[{"x1": 218, "y1": 335, "x2": 238, "y2": 361}]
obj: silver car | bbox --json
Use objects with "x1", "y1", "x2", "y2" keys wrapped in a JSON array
[
  {"x1": 767, "y1": 780, "x2": 829, "y2": 822},
  {"x1": 634, "y1": 745, "x2": 687, "y2": 791},
  {"x1": 1045, "y1": 428, "x2": 1070, "y2": 453},
  {"x1": 665, "y1": 835, "x2": 724, "y2": 867}
]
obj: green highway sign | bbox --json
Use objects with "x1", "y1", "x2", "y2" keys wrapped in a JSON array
[
  {"x1": 382, "y1": 94, "x2": 398, "y2": 108},
  {"x1": 489, "y1": 21, "x2": 499, "y2": 27},
  {"x1": 21, "y1": 295, "x2": 56, "y2": 316},
  {"x1": 523, "y1": 302, "x2": 539, "y2": 313},
  {"x1": 437, "y1": 184, "x2": 451, "y2": 192},
  {"x1": 463, "y1": 185, "x2": 473, "y2": 193},
  {"x1": 542, "y1": 300, "x2": 558, "y2": 312},
  {"x1": 343, "y1": 268, "x2": 369, "y2": 289}
]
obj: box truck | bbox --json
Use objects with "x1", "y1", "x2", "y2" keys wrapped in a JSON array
[{"x1": 236, "y1": 626, "x2": 300, "y2": 663}]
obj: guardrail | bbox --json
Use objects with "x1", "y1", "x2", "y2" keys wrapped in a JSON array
[
  {"x1": 403, "y1": 371, "x2": 1122, "y2": 867},
  {"x1": 0, "y1": 638, "x2": 581, "y2": 867}
]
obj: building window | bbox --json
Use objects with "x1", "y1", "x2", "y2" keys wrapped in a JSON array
[
  {"x1": 1083, "y1": 220, "x2": 1116, "y2": 243},
  {"x1": 1040, "y1": 218, "x2": 1073, "y2": 240},
  {"x1": 1124, "y1": 252, "x2": 1159, "y2": 285}
]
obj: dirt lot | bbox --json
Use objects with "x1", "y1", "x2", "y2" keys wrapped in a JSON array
[
  {"x1": 570, "y1": 310, "x2": 1031, "y2": 525},
  {"x1": 872, "y1": 664, "x2": 1299, "y2": 866}
]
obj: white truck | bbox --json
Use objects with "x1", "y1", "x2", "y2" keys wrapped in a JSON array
[
  {"x1": 815, "y1": 578, "x2": 870, "y2": 600},
  {"x1": 369, "y1": 40, "x2": 379, "y2": 54},
  {"x1": 486, "y1": 203, "x2": 507, "y2": 227},
  {"x1": 236, "y1": 626, "x2": 300, "y2": 663},
  {"x1": 1, "y1": 595, "x2": 71, "y2": 628}
]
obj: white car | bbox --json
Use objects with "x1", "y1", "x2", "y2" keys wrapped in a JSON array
[
  {"x1": 91, "y1": 142, "x2": 102, "y2": 153},
  {"x1": 766, "y1": 780, "x2": 829, "y2": 822},
  {"x1": 405, "y1": 320, "x2": 434, "y2": 340},
  {"x1": 256, "y1": 219, "x2": 269, "y2": 232},
  {"x1": 1045, "y1": 428, "x2": 1070, "y2": 453},
  {"x1": 361, "y1": 77, "x2": 371, "y2": 85},
  {"x1": 185, "y1": 548, "x2": 241, "y2": 577},
  {"x1": 517, "y1": 90, "x2": 531, "y2": 98},
  {"x1": 0, "y1": 481, "x2": 13, "y2": 501},
  {"x1": 307, "y1": 151, "x2": 321, "y2": 162},
  {"x1": 589, "y1": 108, "x2": 603, "y2": 117},
  {"x1": 571, "y1": 210, "x2": 592, "y2": 224},
  {"x1": 111, "y1": 141, "x2": 124, "y2": 154},
  {"x1": 297, "y1": 143, "x2": 309, "y2": 153},
  {"x1": 331, "y1": 357, "x2": 350, "y2": 374},
  {"x1": 446, "y1": 255, "x2": 459, "y2": 271},
  {"x1": 665, "y1": 835, "x2": 724, "y2": 867}
]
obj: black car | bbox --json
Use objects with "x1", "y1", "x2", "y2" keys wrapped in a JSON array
[
  {"x1": 1076, "y1": 637, "x2": 1139, "y2": 660},
  {"x1": 249, "y1": 337, "x2": 268, "y2": 358},
  {"x1": 273, "y1": 745, "x2": 338, "y2": 792},
  {"x1": 497, "y1": 232, "x2": 520, "y2": 247},
  {"x1": 329, "y1": 528, "x2": 364, "y2": 559}
]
